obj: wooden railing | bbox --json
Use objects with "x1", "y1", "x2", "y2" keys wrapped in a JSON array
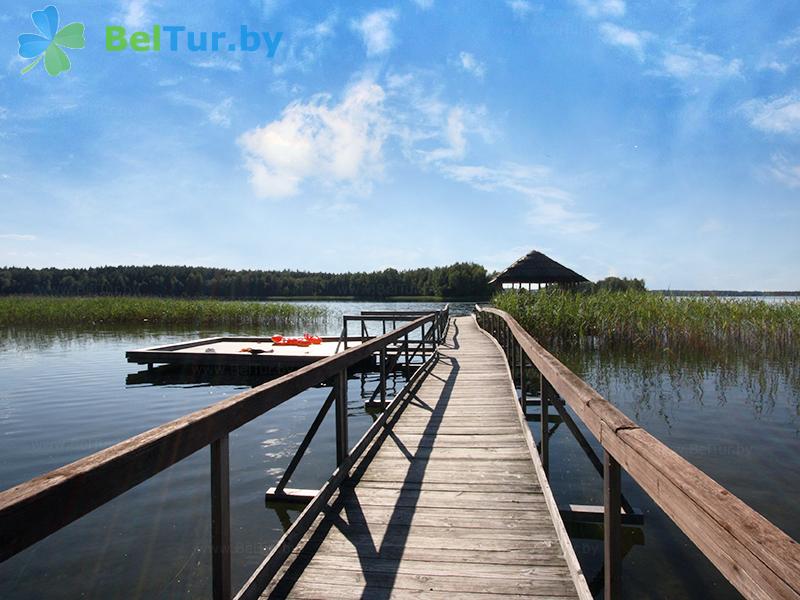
[
  {"x1": 0, "y1": 306, "x2": 450, "y2": 600},
  {"x1": 474, "y1": 306, "x2": 800, "y2": 600}
]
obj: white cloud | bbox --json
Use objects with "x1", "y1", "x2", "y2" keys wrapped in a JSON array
[
  {"x1": 660, "y1": 45, "x2": 742, "y2": 79},
  {"x1": 381, "y1": 71, "x2": 493, "y2": 165},
  {"x1": 457, "y1": 52, "x2": 486, "y2": 79},
  {"x1": 598, "y1": 23, "x2": 649, "y2": 61},
  {"x1": 238, "y1": 80, "x2": 388, "y2": 198},
  {"x1": 758, "y1": 60, "x2": 789, "y2": 74},
  {"x1": 352, "y1": 9, "x2": 398, "y2": 56},
  {"x1": 740, "y1": 94, "x2": 800, "y2": 135},
  {"x1": 193, "y1": 56, "x2": 242, "y2": 72},
  {"x1": 257, "y1": 0, "x2": 284, "y2": 18},
  {"x1": 308, "y1": 201, "x2": 358, "y2": 218},
  {"x1": 439, "y1": 163, "x2": 597, "y2": 234},
  {"x1": 506, "y1": 0, "x2": 536, "y2": 19},
  {"x1": 121, "y1": 0, "x2": 150, "y2": 29},
  {"x1": 573, "y1": 0, "x2": 625, "y2": 18},
  {"x1": 779, "y1": 27, "x2": 800, "y2": 48},
  {"x1": 274, "y1": 14, "x2": 337, "y2": 75},
  {"x1": 767, "y1": 154, "x2": 800, "y2": 187},
  {"x1": 165, "y1": 92, "x2": 236, "y2": 128},
  {"x1": 419, "y1": 107, "x2": 469, "y2": 162},
  {"x1": 208, "y1": 98, "x2": 233, "y2": 127},
  {"x1": 0, "y1": 234, "x2": 37, "y2": 241},
  {"x1": 412, "y1": 0, "x2": 434, "y2": 8}
]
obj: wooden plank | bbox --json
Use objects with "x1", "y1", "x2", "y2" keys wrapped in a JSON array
[
  {"x1": 211, "y1": 435, "x2": 231, "y2": 600},
  {"x1": 604, "y1": 451, "x2": 622, "y2": 599},
  {"x1": 378, "y1": 432, "x2": 529, "y2": 447},
  {"x1": 264, "y1": 488, "x2": 317, "y2": 505},
  {"x1": 309, "y1": 506, "x2": 556, "y2": 530},
  {"x1": 290, "y1": 543, "x2": 568, "y2": 566},
  {"x1": 559, "y1": 504, "x2": 644, "y2": 526},
  {"x1": 341, "y1": 490, "x2": 546, "y2": 511},
  {"x1": 288, "y1": 555, "x2": 574, "y2": 580},
  {"x1": 261, "y1": 581, "x2": 573, "y2": 600},
  {"x1": 266, "y1": 567, "x2": 578, "y2": 597},
  {"x1": 354, "y1": 480, "x2": 541, "y2": 493}
]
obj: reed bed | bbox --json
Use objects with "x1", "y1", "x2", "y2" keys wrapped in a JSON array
[
  {"x1": 493, "y1": 289, "x2": 800, "y2": 351},
  {"x1": 0, "y1": 296, "x2": 327, "y2": 328}
]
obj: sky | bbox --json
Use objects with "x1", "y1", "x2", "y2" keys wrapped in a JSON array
[{"x1": 0, "y1": 0, "x2": 799, "y2": 290}]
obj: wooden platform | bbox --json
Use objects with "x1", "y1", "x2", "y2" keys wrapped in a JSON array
[
  {"x1": 126, "y1": 336, "x2": 364, "y2": 370},
  {"x1": 260, "y1": 317, "x2": 589, "y2": 599}
]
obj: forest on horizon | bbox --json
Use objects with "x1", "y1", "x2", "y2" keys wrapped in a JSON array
[{"x1": 0, "y1": 263, "x2": 493, "y2": 299}]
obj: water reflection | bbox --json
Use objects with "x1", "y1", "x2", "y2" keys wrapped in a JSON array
[
  {"x1": 555, "y1": 344, "x2": 800, "y2": 430},
  {"x1": 533, "y1": 341, "x2": 800, "y2": 599}
]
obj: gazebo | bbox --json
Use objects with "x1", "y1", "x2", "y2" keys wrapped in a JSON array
[{"x1": 489, "y1": 250, "x2": 589, "y2": 290}]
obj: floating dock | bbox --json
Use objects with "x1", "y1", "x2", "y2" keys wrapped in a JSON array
[{"x1": 126, "y1": 336, "x2": 361, "y2": 370}]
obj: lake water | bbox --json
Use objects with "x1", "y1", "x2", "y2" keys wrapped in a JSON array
[{"x1": 0, "y1": 300, "x2": 797, "y2": 599}]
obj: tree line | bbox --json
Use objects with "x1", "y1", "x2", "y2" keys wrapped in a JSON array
[{"x1": 0, "y1": 263, "x2": 493, "y2": 299}]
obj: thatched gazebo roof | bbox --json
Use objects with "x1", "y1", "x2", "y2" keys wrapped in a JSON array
[{"x1": 489, "y1": 250, "x2": 589, "y2": 286}]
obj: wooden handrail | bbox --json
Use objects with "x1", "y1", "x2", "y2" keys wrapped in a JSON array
[
  {"x1": 475, "y1": 306, "x2": 800, "y2": 600},
  {"x1": 0, "y1": 312, "x2": 439, "y2": 564}
]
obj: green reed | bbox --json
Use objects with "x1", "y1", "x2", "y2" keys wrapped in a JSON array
[
  {"x1": 0, "y1": 296, "x2": 328, "y2": 328},
  {"x1": 493, "y1": 289, "x2": 800, "y2": 351}
]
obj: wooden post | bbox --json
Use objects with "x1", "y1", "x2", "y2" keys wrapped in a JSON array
[
  {"x1": 404, "y1": 333, "x2": 409, "y2": 366},
  {"x1": 379, "y1": 347, "x2": 387, "y2": 403},
  {"x1": 335, "y1": 370, "x2": 348, "y2": 465},
  {"x1": 519, "y1": 348, "x2": 526, "y2": 413},
  {"x1": 211, "y1": 435, "x2": 231, "y2": 600},
  {"x1": 541, "y1": 376, "x2": 552, "y2": 476},
  {"x1": 604, "y1": 451, "x2": 622, "y2": 599}
]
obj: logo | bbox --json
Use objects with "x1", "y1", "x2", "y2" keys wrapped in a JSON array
[
  {"x1": 18, "y1": 5, "x2": 85, "y2": 77},
  {"x1": 104, "y1": 26, "x2": 282, "y2": 57}
]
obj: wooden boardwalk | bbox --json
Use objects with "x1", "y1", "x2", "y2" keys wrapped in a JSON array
[{"x1": 261, "y1": 317, "x2": 589, "y2": 599}]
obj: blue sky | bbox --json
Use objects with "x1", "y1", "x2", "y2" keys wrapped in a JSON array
[{"x1": 0, "y1": 0, "x2": 798, "y2": 289}]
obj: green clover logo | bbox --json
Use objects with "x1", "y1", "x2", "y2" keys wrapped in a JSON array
[{"x1": 18, "y1": 5, "x2": 85, "y2": 76}]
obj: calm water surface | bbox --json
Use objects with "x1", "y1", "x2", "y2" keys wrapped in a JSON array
[{"x1": 0, "y1": 300, "x2": 797, "y2": 599}]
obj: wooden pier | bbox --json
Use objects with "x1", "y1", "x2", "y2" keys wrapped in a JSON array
[
  {"x1": 1, "y1": 305, "x2": 799, "y2": 600},
  {"x1": 257, "y1": 317, "x2": 589, "y2": 598}
]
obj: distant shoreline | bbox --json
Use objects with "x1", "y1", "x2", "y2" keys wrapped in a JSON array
[{"x1": 653, "y1": 290, "x2": 800, "y2": 297}]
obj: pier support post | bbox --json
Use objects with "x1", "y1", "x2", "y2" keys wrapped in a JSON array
[
  {"x1": 604, "y1": 451, "x2": 622, "y2": 599},
  {"x1": 541, "y1": 377, "x2": 553, "y2": 476},
  {"x1": 211, "y1": 434, "x2": 231, "y2": 600},
  {"x1": 379, "y1": 347, "x2": 387, "y2": 403},
  {"x1": 519, "y1": 350, "x2": 526, "y2": 413},
  {"x1": 335, "y1": 370, "x2": 349, "y2": 465}
]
